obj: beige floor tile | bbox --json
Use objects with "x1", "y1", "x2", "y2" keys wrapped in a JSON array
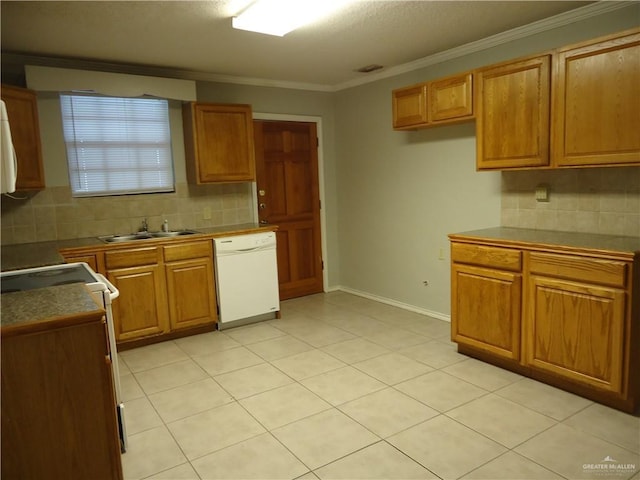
[
  {"x1": 321, "y1": 337, "x2": 391, "y2": 364},
  {"x1": 247, "y1": 334, "x2": 314, "y2": 361},
  {"x1": 240, "y1": 383, "x2": 331, "y2": 430},
  {"x1": 148, "y1": 378, "x2": 234, "y2": 423},
  {"x1": 214, "y1": 363, "x2": 293, "y2": 399},
  {"x1": 388, "y1": 415, "x2": 507, "y2": 479},
  {"x1": 396, "y1": 371, "x2": 488, "y2": 412},
  {"x1": 403, "y1": 318, "x2": 451, "y2": 339},
  {"x1": 364, "y1": 329, "x2": 429, "y2": 350},
  {"x1": 122, "y1": 425, "x2": 187, "y2": 480},
  {"x1": 315, "y1": 441, "x2": 438, "y2": 479},
  {"x1": 118, "y1": 354, "x2": 131, "y2": 375},
  {"x1": 443, "y1": 358, "x2": 522, "y2": 391},
  {"x1": 120, "y1": 341, "x2": 189, "y2": 373},
  {"x1": 272, "y1": 409, "x2": 379, "y2": 470},
  {"x1": 271, "y1": 349, "x2": 346, "y2": 380},
  {"x1": 322, "y1": 314, "x2": 393, "y2": 337},
  {"x1": 120, "y1": 372, "x2": 145, "y2": 402},
  {"x1": 192, "y1": 433, "x2": 308, "y2": 479},
  {"x1": 283, "y1": 322, "x2": 357, "y2": 348},
  {"x1": 147, "y1": 462, "x2": 200, "y2": 479},
  {"x1": 296, "y1": 472, "x2": 320, "y2": 480},
  {"x1": 192, "y1": 346, "x2": 264, "y2": 376},
  {"x1": 125, "y1": 396, "x2": 163, "y2": 435},
  {"x1": 168, "y1": 402, "x2": 265, "y2": 460},
  {"x1": 339, "y1": 388, "x2": 439, "y2": 438},
  {"x1": 399, "y1": 340, "x2": 468, "y2": 369},
  {"x1": 496, "y1": 377, "x2": 593, "y2": 420},
  {"x1": 461, "y1": 451, "x2": 563, "y2": 480},
  {"x1": 515, "y1": 424, "x2": 640, "y2": 479},
  {"x1": 134, "y1": 359, "x2": 208, "y2": 395},
  {"x1": 301, "y1": 366, "x2": 386, "y2": 406},
  {"x1": 447, "y1": 394, "x2": 557, "y2": 448},
  {"x1": 353, "y1": 353, "x2": 433, "y2": 385},
  {"x1": 223, "y1": 322, "x2": 287, "y2": 345},
  {"x1": 175, "y1": 331, "x2": 240, "y2": 357},
  {"x1": 563, "y1": 403, "x2": 640, "y2": 453}
]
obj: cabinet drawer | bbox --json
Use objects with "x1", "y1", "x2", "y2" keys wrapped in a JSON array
[
  {"x1": 105, "y1": 247, "x2": 160, "y2": 269},
  {"x1": 163, "y1": 241, "x2": 212, "y2": 263},
  {"x1": 529, "y1": 252, "x2": 627, "y2": 288},
  {"x1": 451, "y1": 243, "x2": 521, "y2": 271}
]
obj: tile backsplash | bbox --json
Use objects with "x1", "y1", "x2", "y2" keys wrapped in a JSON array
[
  {"x1": 1, "y1": 182, "x2": 255, "y2": 245},
  {"x1": 501, "y1": 167, "x2": 640, "y2": 237}
]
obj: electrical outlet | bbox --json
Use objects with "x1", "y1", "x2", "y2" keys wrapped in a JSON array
[
  {"x1": 203, "y1": 207, "x2": 212, "y2": 220},
  {"x1": 535, "y1": 184, "x2": 550, "y2": 202}
]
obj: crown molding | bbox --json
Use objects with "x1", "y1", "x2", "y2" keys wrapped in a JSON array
[
  {"x1": 333, "y1": 1, "x2": 633, "y2": 91},
  {"x1": 2, "y1": 1, "x2": 633, "y2": 93}
]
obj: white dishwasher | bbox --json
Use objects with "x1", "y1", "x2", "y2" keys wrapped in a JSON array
[{"x1": 213, "y1": 231, "x2": 280, "y2": 327}]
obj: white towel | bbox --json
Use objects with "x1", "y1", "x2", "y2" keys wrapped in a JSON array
[{"x1": 0, "y1": 99, "x2": 18, "y2": 194}]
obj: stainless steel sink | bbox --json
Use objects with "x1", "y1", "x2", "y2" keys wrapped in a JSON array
[{"x1": 98, "y1": 230, "x2": 199, "y2": 243}]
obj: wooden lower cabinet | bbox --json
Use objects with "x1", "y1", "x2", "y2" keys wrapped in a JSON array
[
  {"x1": 525, "y1": 275, "x2": 625, "y2": 393},
  {"x1": 2, "y1": 314, "x2": 123, "y2": 479},
  {"x1": 105, "y1": 246, "x2": 170, "y2": 342},
  {"x1": 108, "y1": 263, "x2": 170, "y2": 341},
  {"x1": 451, "y1": 263, "x2": 521, "y2": 361},
  {"x1": 164, "y1": 241, "x2": 217, "y2": 330},
  {"x1": 450, "y1": 237, "x2": 639, "y2": 412}
]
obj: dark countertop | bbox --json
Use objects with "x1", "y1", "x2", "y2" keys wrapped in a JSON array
[
  {"x1": 1, "y1": 283, "x2": 103, "y2": 330},
  {"x1": 449, "y1": 227, "x2": 640, "y2": 257},
  {"x1": 0, "y1": 223, "x2": 275, "y2": 272}
]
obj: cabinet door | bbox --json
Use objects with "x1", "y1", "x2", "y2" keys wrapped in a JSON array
[
  {"x1": 392, "y1": 83, "x2": 428, "y2": 129},
  {"x1": 107, "y1": 265, "x2": 169, "y2": 341},
  {"x1": 165, "y1": 257, "x2": 217, "y2": 330},
  {"x1": 1, "y1": 318, "x2": 123, "y2": 479},
  {"x1": 429, "y1": 72, "x2": 473, "y2": 123},
  {"x1": 553, "y1": 30, "x2": 640, "y2": 167},
  {"x1": 1, "y1": 84, "x2": 45, "y2": 190},
  {"x1": 451, "y1": 263, "x2": 522, "y2": 361},
  {"x1": 183, "y1": 103, "x2": 256, "y2": 183},
  {"x1": 525, "y1": 276, "x2": 625, "y2": 393},
  {"x1": 476, "y1": 55, "x2": 551, "y2": 170}
]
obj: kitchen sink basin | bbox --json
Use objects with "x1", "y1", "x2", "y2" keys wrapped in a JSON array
[{"x1": 98, "y1": 230, "x2": 199, "y2": 243}]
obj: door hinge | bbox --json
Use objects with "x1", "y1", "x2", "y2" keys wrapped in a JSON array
[
  {"x1": 321, "y1": 260, "x2": 324, "y2": 270},
  {"x1": 319, "y1": 200, "x2": 322, "y2": 210},
  {"x1": 316, "y1": 137, "x2": 319, "y2": 147}
]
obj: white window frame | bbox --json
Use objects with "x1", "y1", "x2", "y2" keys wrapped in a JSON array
[{"x1": 60, "y1": 93, "x2": 175, "y2": 197}]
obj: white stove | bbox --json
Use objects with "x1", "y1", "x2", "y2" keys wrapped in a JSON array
[{"x1": 1, "y1": 262, "x2": 127, "y2": 452}]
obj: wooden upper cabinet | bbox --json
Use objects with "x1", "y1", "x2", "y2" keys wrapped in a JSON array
[
  {"x1": 476, "y1": 55, "x2": 551, "y2": 170},
  {"x1": 429, "y1": 72, "x2": 473, "y2": 124},
  {"x1": 392, "y1": 72, "x2": 473, "y2": 130},
  {"x1": 183, "y1": 102, "x2": 256, "y2": 183},
  {"x1": 392, "y1": 83, "x2": 428, "y2": 129},
  {"x1": 1, "y1": 84, "x2": 45, "y2": 190},
  {"x1": 552, "y1": 29, "x2": 640, "y2": 167}
]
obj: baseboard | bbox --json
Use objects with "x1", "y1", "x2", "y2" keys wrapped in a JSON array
[{"x1": 333, "y1": 285, "x2": 451, "y2": 323}]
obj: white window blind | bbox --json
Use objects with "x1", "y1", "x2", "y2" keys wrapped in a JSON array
[{"x1": 60, "y1": 94, "x2": 175, "y2": 197}]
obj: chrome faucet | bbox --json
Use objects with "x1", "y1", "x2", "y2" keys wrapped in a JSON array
[{"x1": 140, "y1": 218, "x2": 148, "y2": 232}]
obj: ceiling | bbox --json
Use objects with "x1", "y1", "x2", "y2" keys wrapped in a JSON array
[{"x1": 1, "y1": 1, "x2": 601, "y2": 91}]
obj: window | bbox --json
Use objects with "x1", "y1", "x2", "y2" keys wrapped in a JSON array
[{"x1": 60, "y1": 94, "x2": 175, "y2": 197}]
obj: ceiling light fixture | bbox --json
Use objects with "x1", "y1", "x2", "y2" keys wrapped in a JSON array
[{"x1": 232, "y1": 0, "x2": 351, "y2": 37}]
